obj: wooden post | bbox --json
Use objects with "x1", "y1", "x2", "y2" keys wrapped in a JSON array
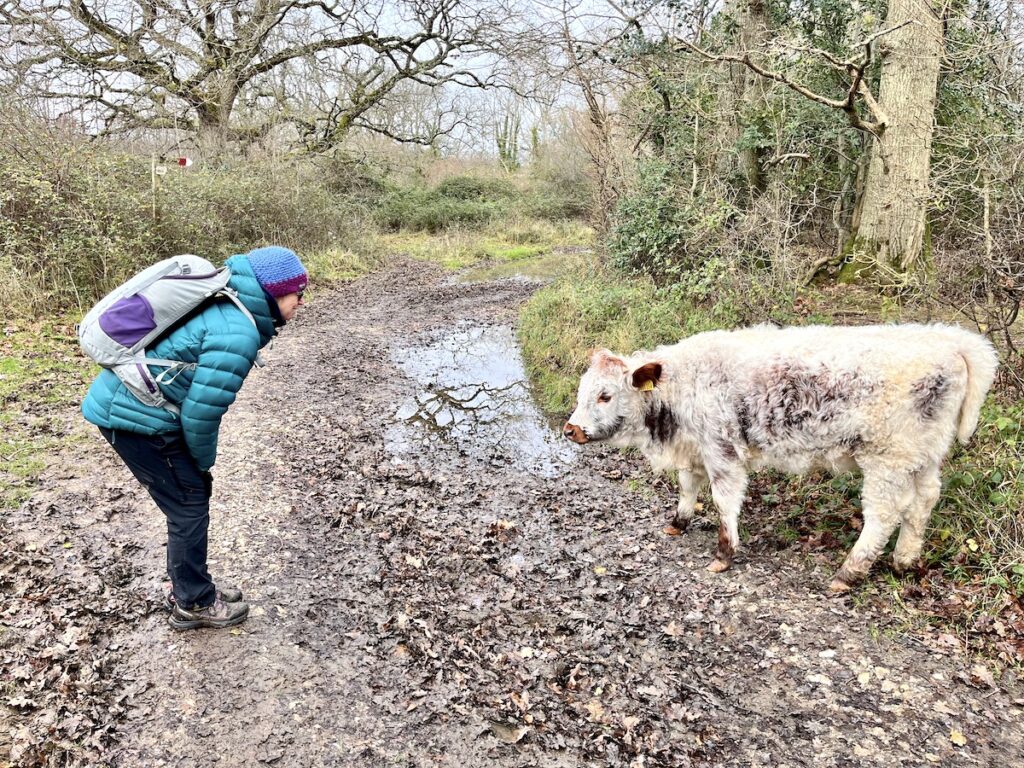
[{"x1": 150, "y1": 154, "x2": 157, "y2": 221}]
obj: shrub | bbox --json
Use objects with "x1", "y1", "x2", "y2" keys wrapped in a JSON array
[
  {"x1": 374, "y1": 184, "x2": 502, "y2": 233},
  {"x1": 435, "y1": 174, "x2": 514, "y2": 201},
  {"x1": 609, "y1": 160, "x2": 735, "y2": 281},
  {"x1": 0, "y1": 121, "x2": 375, "y2": 313},
  {"x1": 376, "y1": 171, "x2": 592, "y2": 234}
]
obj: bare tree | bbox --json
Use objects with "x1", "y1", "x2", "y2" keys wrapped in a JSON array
[{"x1": 1, "y1": 0, "x2": 519, "y2": 151}]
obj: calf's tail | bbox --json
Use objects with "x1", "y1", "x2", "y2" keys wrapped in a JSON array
[{"x1": 952, "y1": 330, "x2": 999, "y2": 444}]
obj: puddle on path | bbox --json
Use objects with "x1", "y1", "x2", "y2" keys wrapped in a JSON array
[
  {"x1": 386, "y1": 324, "x2": 576, "y2": 477},
  {"x1": 454, "y1": 252, "x2": 569, "y2": 284}
]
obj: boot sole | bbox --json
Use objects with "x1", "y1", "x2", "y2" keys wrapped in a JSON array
[{"x1": 168, "y1": 610, "x2": 249, "y2": 631}]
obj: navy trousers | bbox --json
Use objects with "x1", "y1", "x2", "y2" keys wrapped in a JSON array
[{"x1": 99, "y1": 428, "x2": 216, "y2": 609}]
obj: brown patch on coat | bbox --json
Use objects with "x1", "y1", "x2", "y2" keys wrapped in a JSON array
[
  {"x1": 716, "y1": 439, "x2": 738, "y2": 461},
  {"x1": 591, "y1": 349, "x2": 627, "y2": 373},
  {"x1": 714, "y1": 522, "x2": 734, "y2": 565},
  {"x1": 562, "y1": 422, "x2": 589, "y2": 443},
  {"x1": 838, "y1": 433, "x2": 865, "y2": 452},
  {"x1": 910, "y1": 371, "x2": 950, "y2": 420},
  {"x1": 834, "y1": 554, "x2": 872, "y2": 588},
  {"x1": 736, "y1": 401, "x2": 753, "y2": 446},
  {"x1": 644, "y1": 402, "x2": 677, "y2": 444},
  {"x1": 743, "y1": 361, "x2": 875, "y2": 445}
]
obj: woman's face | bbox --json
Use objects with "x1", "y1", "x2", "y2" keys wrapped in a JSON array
[{"x1": 276, "y1": 290, "x2": 304, "y2": 321}]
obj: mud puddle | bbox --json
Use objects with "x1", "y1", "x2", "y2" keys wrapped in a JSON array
[{"x1": 386, "y1": 323, "x2": 575, "y2": 477}]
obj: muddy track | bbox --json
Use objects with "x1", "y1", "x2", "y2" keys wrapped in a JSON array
[{"x1": 9, "y1": 261, "x2": 1023, "y2": 767}]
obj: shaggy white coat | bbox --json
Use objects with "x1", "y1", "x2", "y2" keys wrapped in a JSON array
[{"x1": 564, "y1": 323, "x2": 998, "y2": 590}]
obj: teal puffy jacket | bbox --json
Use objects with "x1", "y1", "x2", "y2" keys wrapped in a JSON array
[{"x1": 81, "y1": 254, "x2": 279, "y2": 471}]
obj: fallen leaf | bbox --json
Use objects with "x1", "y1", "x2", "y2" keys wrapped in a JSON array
[
  {"x1": 490, "y1": 722, "x2": 529, "y2": 743},
  {"x1": 969, "y1": 664, "x2": 995, "y2": 688},
  {"x1": 950, "y1": 730, "x2": 967, "y2": 747},
  {"x1": 510, "y1": 690, "x2": 529, "y2": 712}
]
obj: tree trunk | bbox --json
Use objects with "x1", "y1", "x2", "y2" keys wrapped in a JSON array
[
  {"x1": 194, "y1": 80, "x2": 240, "y2": 157},
  {"x1": 718, "y1": 0, "x2": 769, "y2": 197},
  {"x1": 842, "y1": 0, "x2": 944, "y2": 280}
]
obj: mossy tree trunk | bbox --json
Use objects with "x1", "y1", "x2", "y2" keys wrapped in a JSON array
[{"x1": 842, "y1": 0, "x2": 944, "y2": 281}]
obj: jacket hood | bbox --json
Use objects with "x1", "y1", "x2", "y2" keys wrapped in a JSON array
[{"x1": 226, "y1": 254, "x2": 279, "y2": 347}]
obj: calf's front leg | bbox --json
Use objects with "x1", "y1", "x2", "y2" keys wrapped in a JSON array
[
  {"x1": 666, "y1": 467, "x2": 707, "y2": 535},
  {"x1": 707, "y1": 467, "x2": 748, "y2": 573}
]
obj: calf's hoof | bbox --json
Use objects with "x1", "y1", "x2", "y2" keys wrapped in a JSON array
[
  {"x1": 892, "y1": 557, "x2": 922, "y2": 576},
  {"x1": 664, "y1": 523, "x2": 685, "y2": 536},
  {"x1": 828, "y1": 578, "x2": 852, "y2": 594},
  {"x1": 707, "y1": 558, "x2": 731, "y2": 573}
]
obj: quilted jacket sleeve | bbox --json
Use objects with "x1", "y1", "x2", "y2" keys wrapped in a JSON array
[{"x1": 179, "y1": 309, "x2": 260, "y2": 471}]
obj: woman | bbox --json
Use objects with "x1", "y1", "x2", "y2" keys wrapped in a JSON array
[{"x1": 82, "y1": 246, "x2": 308, "y2": 630}]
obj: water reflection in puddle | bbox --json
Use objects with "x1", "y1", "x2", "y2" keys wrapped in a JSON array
[{"x1": 386, "y1": 324, "x2": 576, "y2": 477}]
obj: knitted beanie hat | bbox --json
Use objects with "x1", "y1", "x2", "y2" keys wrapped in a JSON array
[{"x1": 245, "y1": 246, "x2": 308, "y2": 298}]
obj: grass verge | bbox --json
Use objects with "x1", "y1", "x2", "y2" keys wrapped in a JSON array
[
  {"x1": 376, "y1": 218, "x2": 594, "y2": 272},
  {"x1": 0, "y1": 317, "x2": 94, "y2": 512}
]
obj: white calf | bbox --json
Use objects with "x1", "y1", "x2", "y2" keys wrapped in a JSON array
[{"x1": 563, "y1": 324, "x2": 998, "y2": 591}]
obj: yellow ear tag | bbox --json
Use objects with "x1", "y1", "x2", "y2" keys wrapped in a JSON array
[{"x1": 638, "y1": 380, "x2": 655, "y2": 392}]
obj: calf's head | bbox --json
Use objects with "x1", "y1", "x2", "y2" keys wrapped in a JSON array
[{"x1": 563, "y1": 349, "x2": 662, "y2": 444}]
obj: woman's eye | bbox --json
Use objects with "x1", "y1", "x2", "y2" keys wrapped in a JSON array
[{"x1": 597, "y1": 393, "x2": 612, "y2": 404}]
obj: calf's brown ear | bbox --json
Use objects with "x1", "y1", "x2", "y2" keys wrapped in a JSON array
[{"x1": 631, "y1": 362, "x2": 662, "y2": 390}]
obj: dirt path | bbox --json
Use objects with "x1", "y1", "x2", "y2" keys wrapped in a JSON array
[{"x1": 7, "y1": 262, "x2": 1023, "y2": 767}]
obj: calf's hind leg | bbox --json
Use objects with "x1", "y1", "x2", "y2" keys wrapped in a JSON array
[
  {"x1": 830, "y1": 467, "x2": 914, "y2": 593},
  {"x1": 893, "y1": 463, "x2": 941, "y2": 573}
]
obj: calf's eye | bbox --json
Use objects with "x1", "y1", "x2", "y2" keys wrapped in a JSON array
[{"x1": 597, "y1": 393, "x2": 612, "y2": 404}]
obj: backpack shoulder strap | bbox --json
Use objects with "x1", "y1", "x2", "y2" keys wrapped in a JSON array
[{"x1": 216, "y1": 287, "x2": 266, "y2": 368}]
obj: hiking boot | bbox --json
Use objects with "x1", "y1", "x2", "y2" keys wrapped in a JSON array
[
  {"x1": 163, "y1": 584, "x2": 243, "y2": 612},
  {"x1": 168, "y1": 596, "x2": 249, "y2": 630}
]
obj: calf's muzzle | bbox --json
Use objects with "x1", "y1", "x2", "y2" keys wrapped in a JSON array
[{"x1": 563, "y1": 422, "x2": 589, "y2": 444}]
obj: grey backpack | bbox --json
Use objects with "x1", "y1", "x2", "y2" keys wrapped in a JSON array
[{"x1": 78, "y1": 255, "x2": 261, "y2": 414}]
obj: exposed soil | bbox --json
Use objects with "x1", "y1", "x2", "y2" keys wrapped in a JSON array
[{"x1": 3, "y1": 260, "x2": 1023, "y2": 767}]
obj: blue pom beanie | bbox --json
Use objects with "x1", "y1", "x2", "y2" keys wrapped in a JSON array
[{"x1": 244, "y1": 246, "x2": 308, "y2": 298}]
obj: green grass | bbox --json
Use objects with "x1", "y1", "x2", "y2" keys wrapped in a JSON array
[
  {"x1": 518, "y1": 260, "x2": 744, "y2": 413},
  {"x1": 0, "y1": 317, "x2": 95, "y2": 511},
  {"x1": 934, "y1": 402, "x2": 1024, "y2": 594},
  {"x1": 302, "y1": 246, "x2": 378, "y2": 286}
]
